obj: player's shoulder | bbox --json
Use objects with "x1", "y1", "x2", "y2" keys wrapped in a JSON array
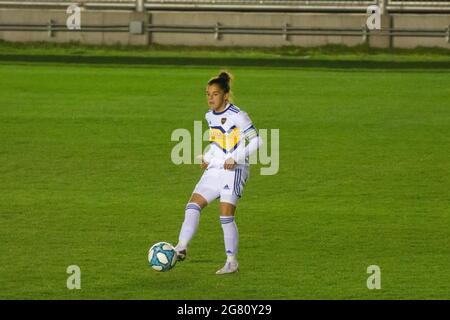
[
  {"x1": 227, "y1": 103, "x2": 241, "y2": 115},
  {"x1": 228, "y1": 104, "x2": 251, "y2": 120},
  {"x1": 228, "y1": 105, "x2": 253, "y2": 130},
  {"x1": 228, "y1": 104, "x2": 252, "y2": 122}
]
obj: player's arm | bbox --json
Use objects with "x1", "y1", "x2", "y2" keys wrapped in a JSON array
[
  {"x1": 198, "y1": 113, "x2": 213, "y2": 169},
  {"x1": 231, "y1": 124, "x2": 263, "y2": 165},
  {"x1": 225, "y1": 111, "x2": 263, "y2": 169}
]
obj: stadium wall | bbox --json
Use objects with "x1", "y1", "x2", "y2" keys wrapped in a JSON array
[
  {"x1": 0, "y1": 9, "x2": 449, "y2": 49},
  {"x1": 0, "y1": 9, "x2": 149, "y2": 45}
]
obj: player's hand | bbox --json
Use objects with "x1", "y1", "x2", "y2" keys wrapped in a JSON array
[
  {"x1": 200, "y1": 161, "x2": 208, "y2": 169},
  {"x1": 224, "y1": 158, "x2": 237, "y2": 170},
  {"x1": 196, "y1": 155, "x2": 208, "y2": 169}
]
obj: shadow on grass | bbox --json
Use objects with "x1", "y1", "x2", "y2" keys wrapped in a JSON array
[{"x1": 0, "y1": 54, "x2": 449, "y2": 70}]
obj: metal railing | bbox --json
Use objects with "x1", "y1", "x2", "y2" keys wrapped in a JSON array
[
  {"x1": 149, "y1": 23, "x2": 450, "y2": 43},
  {"x1": 0, "y1": 1, "x2": 449, "y2": 13},
  {"x1": 1, "y1": 21, "x2": 449, "y2": 44}
]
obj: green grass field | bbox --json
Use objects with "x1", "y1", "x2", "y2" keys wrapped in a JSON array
[{"x1": 0, "y1": 44, "x2": 449, "y2": 299}]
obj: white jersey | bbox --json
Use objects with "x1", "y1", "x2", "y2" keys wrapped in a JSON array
[{"x1": 203, "y1": 103, "x2": 259, "y2": 169}]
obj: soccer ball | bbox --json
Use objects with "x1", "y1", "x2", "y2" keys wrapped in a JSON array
[{"x1": 148, "y1": 242, "x2": 177, "y2": 272}]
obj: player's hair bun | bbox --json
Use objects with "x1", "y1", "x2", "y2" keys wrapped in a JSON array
[
  {"x1": 218, "y1": 71, "x2": 232, "y2": 83},
  {"x1": 208, "y1": 70, "x2": 233, "y2": 93}
]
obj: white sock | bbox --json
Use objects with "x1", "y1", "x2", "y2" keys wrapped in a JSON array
[
  {"x1": 176, "y1": 203, "x2": 201, "y2": 251},
  {"x1": 220, "y1": 216, "x2": 238, "y2": 260}
]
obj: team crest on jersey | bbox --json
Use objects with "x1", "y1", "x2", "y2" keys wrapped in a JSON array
[{"x1": 221, "y1": 118, "x2": 227, "y2": 125}]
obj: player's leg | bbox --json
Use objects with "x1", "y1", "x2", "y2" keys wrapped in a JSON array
[
  {"x1": 219, "y1": 202, "x2": 236, "y2": 216},
  {"x1": 219, "y1": 202, "x2": 240, "y2": 269},
  {"x1": 175, "y1": 193, "x2": 208, "y2": 260},
  {"x1": 216, "y1": 168, "x2": 248, "y2": 274},
  {"x1": 175, "y1": 170, "x2": 220, "y2": 261},
  {"x1": 216, "y1": 202, "x2": 239, "y2": 274}
]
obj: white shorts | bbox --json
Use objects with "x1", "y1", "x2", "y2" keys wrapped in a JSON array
[{"x1": 192, "y1": 166, "x2": 249, "y2": 206}]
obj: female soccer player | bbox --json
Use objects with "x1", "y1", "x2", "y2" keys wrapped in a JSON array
[{"x1": 174, "y1": 71, "x2": 262, "y2": 274}]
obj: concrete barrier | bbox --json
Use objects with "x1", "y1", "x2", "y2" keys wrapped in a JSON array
[
  {"x1": 0, "y1": 9, "x2": 148, "y2": 45},
  {"x1": 0, "y1": 8, "x2": 449, "y2": 49}
]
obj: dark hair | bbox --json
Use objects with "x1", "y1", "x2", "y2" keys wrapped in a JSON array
[{"x1": 208, "y1": 71, "x2": 232, "y2": 94}]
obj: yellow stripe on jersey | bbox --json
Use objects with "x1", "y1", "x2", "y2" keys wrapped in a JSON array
[{"x1": 209, "y1": 126, "x2": 241, "y2": 153}]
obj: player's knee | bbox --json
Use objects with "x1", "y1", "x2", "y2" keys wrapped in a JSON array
[
  {"x1": 219, "y1": 203, "x2": 236, "y2": 216},
  {"x1": 189, "y1": 193, "x2": 208, "y2": 209}
]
